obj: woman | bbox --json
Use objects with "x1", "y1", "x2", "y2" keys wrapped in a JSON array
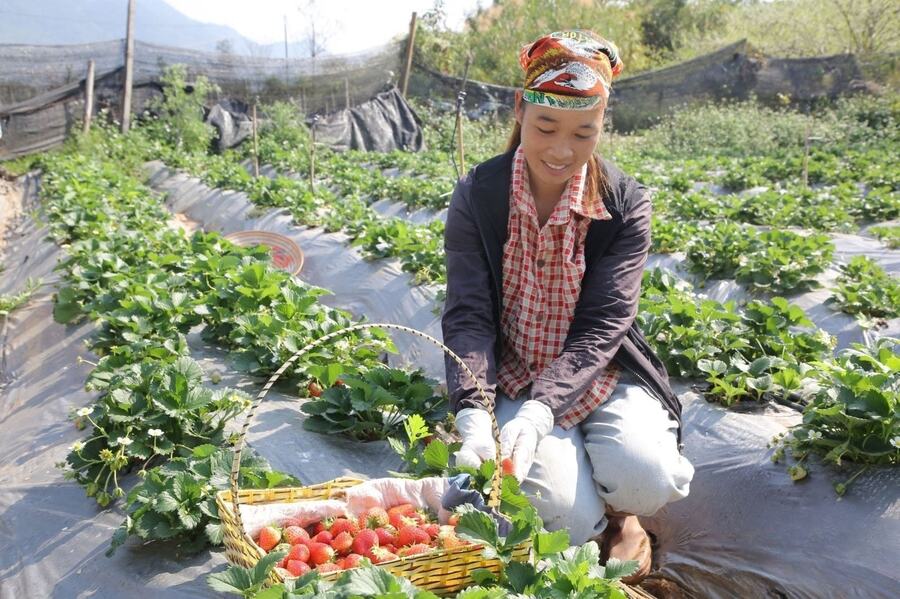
[{"x1": 441, "y1": 30, "x2": 694, "y2": 584}]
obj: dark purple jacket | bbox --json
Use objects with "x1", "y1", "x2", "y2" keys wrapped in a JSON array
[{"x1": 441, "y1": 149, "x2": 683, "y2": 444}]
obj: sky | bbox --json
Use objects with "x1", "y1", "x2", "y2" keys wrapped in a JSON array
[{"x1": 162, "y1": 0, "x2": 486, "y2": 54}]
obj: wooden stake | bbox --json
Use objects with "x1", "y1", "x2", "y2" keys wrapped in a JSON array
[
  {"x1": 310, "y1": 115, "x2": 318, "y2": 194},
  {"x1": 400, "y1": 12, "x2": 417, "y2": 97},
  {"x1": 801, "y1": 121, "x2": 811, "y2": 188},
  {"x1": 83, "y1": 60, "x2": 95, "y2": 135},
  {"x1": 252, "y1": 102, "x2": 260, "y2": 178},
  {"x1": 344, "y1": 78, "x2": 350, "y2": 110},
  {"x1": 121, "y1": 0, "x2": 136, "y2": 133}
]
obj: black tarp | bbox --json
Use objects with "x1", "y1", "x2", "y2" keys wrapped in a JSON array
[{"x1": 311, "y1": 85, "x2": 424, "y2": 153}]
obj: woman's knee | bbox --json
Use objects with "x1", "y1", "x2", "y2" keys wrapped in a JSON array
[
  {"x1": 522, "y1": 426, "x2": 606, "y2": 543},
  {"x1": 586, "y1": 432, "x2": 693, "y2": 515}
]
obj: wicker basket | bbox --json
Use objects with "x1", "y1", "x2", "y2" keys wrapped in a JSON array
[
  {"x1": 224, "y1": 230, "x2": 304, "y2": 275},
  {"x1": 215, "y1": 323, "x2": 646, "y2": 597}
]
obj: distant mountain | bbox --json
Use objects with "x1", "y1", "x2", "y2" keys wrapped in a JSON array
[{"x1": 0, "y1": 0, "x2": 262, "y2": 54}]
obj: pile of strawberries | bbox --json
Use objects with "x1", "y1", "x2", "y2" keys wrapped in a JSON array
[{"x1": 254, "y1": 503, "x2": 470, "y2": 577}]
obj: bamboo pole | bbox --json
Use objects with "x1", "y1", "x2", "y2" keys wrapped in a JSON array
[
  {"x1": 252, "y1": 102, "x2": 260, "y2": 178},
  {"x1": 82, "y1": 60, "x2": 95, "y2": 135},
  {"x1": 400, "y1": 12, "x2": 417, "y2": 97},
  {"x1": 310, "y1": 115, "x2": 318, "y2": 194},
  {"x1": 121, "y1": 0, "x2": 136, "y2": 133}
]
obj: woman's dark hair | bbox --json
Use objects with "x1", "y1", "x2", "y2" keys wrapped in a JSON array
[{"x1": 506, "y1": 113, "x2": 611, "y2": 202}]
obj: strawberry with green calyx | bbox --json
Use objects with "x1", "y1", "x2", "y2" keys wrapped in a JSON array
[
  {"x1": 313, "y1": 530, "x2": 333, "y2": 545},
  {"x1": 423, "y1": 523, "x2": 440, "y2": 539},
  {"x1": 257, "y1": 525, "x2": 282, "y2": 551},
  {"x1": 396, "y1": 524, "x2": 430, "y2": 547},
  {"x1": 328, "y1": 517, "x2": 360, "y2": 537},
  {"x1": 351, "y1": 528, "x2": 379, "y2": 555},
  {"x1": 501, "y1": 457, "x2": 515, "y2": 477},
  {"x1": 398, "y1": 543, "x2": 431, "y2": 557},
  {"x1": 307, "y1": 541, "x2": 335, "y2": 566},
  {"x1": 374, "y1": 526, "x2": 397, "y2": 546},
  {"x1": 283, "y1": 525, "x2": 310, "y2": 545},
  {"x1": 286, "y1": 559, "x2": 311, "y2": 577},
  {"x1": 331, "y1": 531, "x2": 354, "y2": 555},
  {"x1": 368, "y1": 546, "x2": 399, "y2": 564},
  {"x1": 436, "y1": 525, "x2": 466, "y2": 550},
  {"x1": 339, "y1": 553, "x2": 367, "y2": 569},
  {"x1": 359, "y1": 507, "x2": 390, "y2": 530},
  {"x1": 287, "y1": 543, "x2": 310, "y2": 563},
  {"x1": 316, "y1": 562, "x2": 342, "y2": 573}
]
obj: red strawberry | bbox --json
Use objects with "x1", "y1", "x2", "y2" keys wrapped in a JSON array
[
  {"x1": 328, "y1": 517, "x2": 359, "y2": 537},
  {"x1": 351, "y1": 528, "x2": 379, "y2": 555},
  {"x1": 313, "y1": 519, "x2": 331, "y2": 535},
  {"x1": 307, "y1": 542, "x2": 335, "y2": 566},
  {"x1": 281, "y1": 517, "x2": 304, "y2": 528},
  {"x1": 283, "y1": 526, "x2": 310, "y2": 545},
  {"x1": 368, "y1": 546, "x2": 399, "y2": 564},
  {"x1": 423, "y1": 523, "x2": 440, "y2": 539},
  {"x1": 359, "y1": 507, "x2": 389, "y2": 530},
  {"x1": 447, "y1": 513, "x2": 460, "y2": 526},
  {"x1": 389, "y1": 512, "x2": 418, "y2": 530},
  {"x1": 257, "y1": 526, "x2": 281, "y2": 551},
  {"x1": 313, "y1": 530, "x2": 333, "y2": 545},
  {"x1": 340, "y1": 553, "x2": 366, "y2": 569},
  {"x1": 396, "y1": 525, "x2": 430, "y2": 547},
  {"x1": 331, "y1": 531, "x2": 353, "y2": 555},
  {"x1": 316, "y1": 562, "x2": 342, "y2": 573},
  {"x1": 387, "y1": 503, "x2": 416, "y2": 518},
  {"x1": 307, "y1": 381, "x2": 323, "y2": 397},
  {"x1": 286, "y1": 559, "x2": 311, "y2": 577},
  {"x1": 374, "y1": 526, "x2": 397, "y2": 546},
  {"x1": 287, "y1": 543, "x2": 310, "y2": 563},
  {"x1": 399, "y1": 543, "x2": 431, "y2": 557},
  {"x1": 501, "y1": 457, "x2": 515, "y2": 476},
  {"x1": 436, "y1": 525, "x2": 466, "y2": 549},
  {"x1": 382, "y1": 543, "x2": 398, "y2": 554}
]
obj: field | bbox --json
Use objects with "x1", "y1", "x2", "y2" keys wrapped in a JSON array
[{"x1": 0, "y1": 65, "x2": 897, "y2": 598}]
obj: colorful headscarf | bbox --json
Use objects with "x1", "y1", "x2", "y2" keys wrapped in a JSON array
[{"x1": 519, "y1": 30, "x2": 624, "y2": 110}]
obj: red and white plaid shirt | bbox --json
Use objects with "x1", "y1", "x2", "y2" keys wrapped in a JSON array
[{"x1": 498, "y1": 146, "x2": 621, "y2": 429}]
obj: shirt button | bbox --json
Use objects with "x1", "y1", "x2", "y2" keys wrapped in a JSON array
[
  {"x1": 536, "y1": 259, "x2": 545, "y2": 268},
  {"x1": 529, "y1": 362, "x2": 538, "y2": 370}
]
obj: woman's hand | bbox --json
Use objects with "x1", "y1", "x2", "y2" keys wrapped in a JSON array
[
  {"x1": 499, "y1": 400, "x2": 554, "y2": 482},
  {"x1": 454, "y1": 408, "x2": 495, "y2": 469}
]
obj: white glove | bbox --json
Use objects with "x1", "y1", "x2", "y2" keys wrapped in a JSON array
[
  {"x1": 499, "y1": 400, "x2": 554, "y2": 482},
  {"x1": 454, "y1": 408, "x2": 495, "y2": 469}
]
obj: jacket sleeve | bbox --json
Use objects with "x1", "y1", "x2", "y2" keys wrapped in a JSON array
[
  {"x1": 441, "y1": 173, "x2": 499, "y2": 415},
  {"x1": 528, "y1": 185, "x2": 652, "y2": 421}
]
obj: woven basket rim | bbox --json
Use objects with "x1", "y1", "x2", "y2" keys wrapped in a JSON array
[{"x1": 224, "y1": 229, "x2": 304, "y2": 275}]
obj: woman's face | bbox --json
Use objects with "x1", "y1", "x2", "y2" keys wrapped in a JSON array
[{"x1": 515, "y1": 91, "x2": 605, "y2": 189}]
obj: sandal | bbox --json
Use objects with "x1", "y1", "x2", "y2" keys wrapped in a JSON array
[{"x1": 600, "y1": 516, "x2": 653, "y2": 586}]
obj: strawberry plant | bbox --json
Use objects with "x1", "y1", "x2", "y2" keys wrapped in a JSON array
[
  {"x1": 109, "y1": 444, "x2": 300, "y2": 556},
  {"x1": 62, "y1": 356, "x2": 251, "y2": 506},
  {"x1": 300, "y1": 367, "x2": 447, "y2": 440},
  {"x1": 869, "y1": 225, "x2": 900, "y2": 249},
  {"x1": 827, "y1": 256, "x2": 900, "y2": 326},
  {"x1": 773, "y1": 337, "x2": 899, "y2": 494}
]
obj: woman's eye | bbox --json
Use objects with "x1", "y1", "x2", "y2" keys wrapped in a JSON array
[
  {"x1": 537, "y1": 128, "x2": 554, "y2": 134},
  {"x1": 575, "y1": 134, "x2": 592, "y2": 140}
]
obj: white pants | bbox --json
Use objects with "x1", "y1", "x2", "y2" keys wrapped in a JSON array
[{"x1": 494, "y1": 369, "x2": 694, "y2": 545}]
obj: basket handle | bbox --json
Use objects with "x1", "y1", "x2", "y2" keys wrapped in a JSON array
[{"x1": 228, "y1": 322, "x2": 503, "y2": 536}]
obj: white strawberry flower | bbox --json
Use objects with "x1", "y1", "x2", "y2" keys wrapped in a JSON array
[
  {"x1": 147, "y1": 429, "x2": 164, "y2": 438},
  {"x1": 116, "y1": 436, "x2": 133, "y2": 447},
  {"x1": 891, "y1": 436, "x2": 900, "y2": 449},
  {"x1": 71, "y1": 441, "x2": 84, "y2": 452},
  {"x1": 76, "y1": 407, "x2": 92, "y2": 417}
]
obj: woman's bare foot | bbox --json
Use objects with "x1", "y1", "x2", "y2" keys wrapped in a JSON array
[{"x1": 603, "y1": 514, "x2": 652, "y2": 585}]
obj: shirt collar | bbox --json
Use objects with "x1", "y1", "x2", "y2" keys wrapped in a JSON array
[{"x1": 511, "y1": 146, "x2": 611, "y2": 223}]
